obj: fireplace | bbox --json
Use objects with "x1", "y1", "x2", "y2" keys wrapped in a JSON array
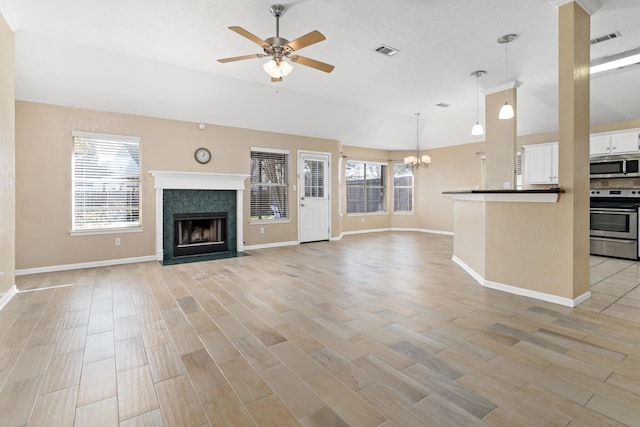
[
  {"x1": 174, "y1": 212, "x2": 228, "y2": 257},
  {"x1": 149, "y1": 171, "x2": 249, "y2": 264}
]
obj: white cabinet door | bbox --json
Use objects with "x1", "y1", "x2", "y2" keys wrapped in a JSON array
[
  {"x1": 524, "y1": 142, "x2": 557, "y2": 184},
  {"x1": 611, "y1": 132, "x2": 639, "y2": 154},
  {"x1": 590, "y1": 135, "x2": 611, "y2": 156}
]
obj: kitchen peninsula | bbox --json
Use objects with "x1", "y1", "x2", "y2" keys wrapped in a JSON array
[{"x1": 442, "y1": 187, "x2": 591, "y2": 307}]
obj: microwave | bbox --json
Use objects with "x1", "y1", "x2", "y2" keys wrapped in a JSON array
[{"x1": 590, "y1": 155, "x2": 640, "y2": 178}]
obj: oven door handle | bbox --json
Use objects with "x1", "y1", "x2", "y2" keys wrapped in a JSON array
[
  {"x1": 590, "y1": 208, "x2": 638, "y2": 214},
  {"x1": 590, "y1": 236, "x2": 637, "y2": 244}
]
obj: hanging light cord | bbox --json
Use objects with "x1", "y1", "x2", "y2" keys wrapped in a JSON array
[
  {"x1": 504, "y1": 41, "x2": 509, "y2": 101},
  {"x1": 476, "y1": 76, "x2": 479, "y2": 122},
  {"x1": 415, "y1": 112, "x2": 420, "y2": 155}
]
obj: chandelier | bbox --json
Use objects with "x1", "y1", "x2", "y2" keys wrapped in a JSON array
[{"x1": 404, "y1": 113, "x2": 431, "y2": 168}]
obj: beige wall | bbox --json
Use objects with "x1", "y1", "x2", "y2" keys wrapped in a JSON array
[
  {"x1": 15, "y1": 102, "x2": 339, "y2": 269},
  {"x1": 410, "y1": 142, "x2": 486, "y2": 233},
  {"x1": 486, "y1": 88, "x2": 517, "y2": 189},
  {"x1": 0, "y1": 13, "x2": 15, "y2": 295}
]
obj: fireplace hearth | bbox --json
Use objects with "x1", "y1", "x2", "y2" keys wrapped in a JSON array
[{"x1": 174, "y1": 212, "x2": 228, "y2": 257}]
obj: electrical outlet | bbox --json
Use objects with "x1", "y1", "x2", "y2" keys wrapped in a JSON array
[
  {"x1": 115, "y1": 237, "x2": 121, "y2": 246},
  {"x1": 503, "y1": 181, "x2": 512, "y2": 189},
  {"x1": 361, "y1": 217, "x2": 365, "y2": 223},
  {"x1": 260, "y1": 227, "x2": 264, "y2": 234}
]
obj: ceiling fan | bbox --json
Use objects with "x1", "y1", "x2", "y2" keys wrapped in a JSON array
[{"x1": 217, "y1": 4, "x2": 334, "y2": 82}]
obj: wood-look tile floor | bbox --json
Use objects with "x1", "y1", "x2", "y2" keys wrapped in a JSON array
[{"x1": 3, "y1": 232, "x2": 640, "y2": 426}]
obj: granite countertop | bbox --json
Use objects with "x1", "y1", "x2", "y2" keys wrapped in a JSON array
[{"x1": 442, "y1": 187, "x2": 564, "y2": 194}]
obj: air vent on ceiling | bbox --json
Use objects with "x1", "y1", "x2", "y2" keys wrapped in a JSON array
[
  {"x1": 436, "y1": 103, "x2": 451, "y2": 108},
  {"x1": 374, "y1": 44, "x2": 401, "y2": 56},
  {"x1": 591, "y1": 31, "x2": 621, "y2": 45}
]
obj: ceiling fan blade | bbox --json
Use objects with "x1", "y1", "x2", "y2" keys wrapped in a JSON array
[
  {"x1": 285, "y1": 30, "x2": 326, "y2": 51},
  {"x1": 290, "y1": 55, "x2": 334, "y2": 73},
  {"x1": 228, "y1": 26, "x2": 268, "y2": 48},
  {"x1": 271, "y1": 77, "x2": 283, "y2": 83},
  {"x1": 217, "y1": 54, "x2": 265, "y2": 63}
]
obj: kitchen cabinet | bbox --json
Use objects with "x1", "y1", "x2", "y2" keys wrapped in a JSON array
[
  {"x1": 590, "y1": 131, "x2": 640, "y2": 156},
  {"x1": 523, "y1": 142, "x2": 558, "y2": 185}
]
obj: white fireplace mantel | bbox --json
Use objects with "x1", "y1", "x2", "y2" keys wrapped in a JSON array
[{"x1": 149, "y1": 171, "x2": 249, "y2": 261}]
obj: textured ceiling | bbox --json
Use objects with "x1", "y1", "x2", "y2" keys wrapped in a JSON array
[{"x1": 3, "y1": 0, "x2": 640, "y2": 150}]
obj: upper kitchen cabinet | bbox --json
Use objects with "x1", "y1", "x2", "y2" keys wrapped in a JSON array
[
  {"x1": 523, "y1": 142, "x2": 558, "y2": 185},
  {"x1": 590, "y1": 130, "x2": 640, "y2": 156}
]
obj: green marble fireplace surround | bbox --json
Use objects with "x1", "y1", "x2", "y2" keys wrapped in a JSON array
[
  {"x1": 149, "y1": 171, "x2": 249, "y2": 264},
  {"x1": 163, "y1": 189, "x2": 236, "y2": 263}
]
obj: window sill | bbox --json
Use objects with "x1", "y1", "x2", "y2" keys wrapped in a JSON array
[
  {"x1": 346, "y1": 212, "x2": 387, "y2": 216},
  {"x1": 70, "y1": 226, "x2": 144, "y2": 237},
  {"x1": 250, "y1": 219, "x2": 291, "y2": 225},
  {"x1": 393, "y1": 211, "x2": 415, "y2": 215}
]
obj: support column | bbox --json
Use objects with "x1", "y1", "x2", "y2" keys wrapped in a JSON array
[
  {"x1": 485, "y1": 86, "x2": 518, "y2": 190},
  {"x1": 558, "y1": 1, "x2": 591, "y2": 299}
]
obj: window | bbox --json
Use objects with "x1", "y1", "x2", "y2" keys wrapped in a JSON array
[
  {"x1": 251, "y1": 149, "x2": 289, "y2": 221},
  {"x1": 72, "y1": 131, "x2": 141, "y2": 232},
  {"x1": 393, "y1": 163, "x2": 413, "y2": 212},
  {"x1": 346, "y1": 161, "x2": 386, "y2": 213}
]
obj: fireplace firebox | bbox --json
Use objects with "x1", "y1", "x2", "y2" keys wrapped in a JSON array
[{"x1": 173, "y1": 212, "x2": 228, "y2": 257}]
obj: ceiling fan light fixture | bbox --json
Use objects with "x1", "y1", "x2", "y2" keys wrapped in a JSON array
[{"x1": 263, "y1": 59, "x2": 293, "y2": 78}]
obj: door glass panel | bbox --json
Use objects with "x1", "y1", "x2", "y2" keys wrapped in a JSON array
[{"x1": 304, "y1": 160, "x2": 325, "y2": 198}]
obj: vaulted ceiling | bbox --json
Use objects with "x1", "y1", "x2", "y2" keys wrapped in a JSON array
[{"x1": 3, "y1": 0, "x2": 640, "y2": 150}]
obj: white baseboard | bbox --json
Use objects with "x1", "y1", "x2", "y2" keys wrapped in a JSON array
[
  {"x1": 451, "y1": 255, "x2": 485, "y2": 285},
  {"x1": 342, "y1": 228, "x2": 391, "y2": 236},
  {"x1": 392, "y1": 227, "x2": 454, "y2": 236},
  {"x1": 15, "y1": 255, "x2": 157, "y2": 276},
  {"x1": 243, "y1": 241, "x2": 299, "y2": 251},
  {"x1": 451, "y1": 255, "x2": 591, "y2": 308},
  {"x1": 0, "y1": 285, "x2": 17, "y2": 311}
]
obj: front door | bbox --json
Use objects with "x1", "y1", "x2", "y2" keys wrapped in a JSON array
[{"x1": 299, "y1": 152, "x2": 330, "y2": 243}]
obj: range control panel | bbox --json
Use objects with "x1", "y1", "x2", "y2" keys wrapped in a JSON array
[{"x1": 590, "y1": 188, "x2": 640, "y2": 198}]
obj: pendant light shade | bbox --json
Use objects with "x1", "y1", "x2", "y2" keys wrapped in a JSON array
[
  {"x1": 497, "y1": 34, "x2": 517, "y2": 120},
  {"x1": 470, "y1": 70, "x2": 485, "y2": 136},
  {"x1": 498, "y1": 102, "x2": 514, "y2": 119}
]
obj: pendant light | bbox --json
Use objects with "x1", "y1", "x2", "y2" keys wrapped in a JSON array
[
  {"x1": 498, "y1": 34, "x2": 517, "y2": 120},
  {"x1": 470, "y1": 70, "x2": 486, "y2": 136},
  {"x1": 404, "y1": 113, "x2": 431, "y2": 168}
]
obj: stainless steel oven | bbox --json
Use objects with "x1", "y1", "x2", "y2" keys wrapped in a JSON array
[{"x1": 590, "y1": 189, "x2": 640, "y2": 260}]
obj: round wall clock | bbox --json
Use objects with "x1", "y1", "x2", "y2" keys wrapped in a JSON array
[{"x1": 194, "y1": 147, "x2": 211, "y2": 164}]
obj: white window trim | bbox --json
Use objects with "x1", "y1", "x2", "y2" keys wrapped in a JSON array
[
  {"x1": 72, "y1": 130, "x2": 141, "y2": 144},
  {"x1": 250, "y1": 148, "x2": 290, "y2": 222},
  {"x1": 70, "y1": 226, "x2": 144, "y2": 237},
  {"x1": 345, "y1": 160, "x2": 387, "y2": 214},
  {"x1": 72, "y1": 131, "x2": 142, "y2": 233},
  {"x1": 393, "y1": 162, "x2": 414, "y2": 213}
]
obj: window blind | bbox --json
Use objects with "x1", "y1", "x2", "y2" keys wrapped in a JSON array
[
  {"x1": 250, "y1": 150, "x2": 289, "y2": 220},
  {"x1": 72, "y1": 132, "x2": 141, "y2": 231},
  {"x1": 393, "y1": 163, "x2": 413, "y2": 212},
  {"x1": 346, "y1": 161, "x2": 386, "y2": 213}
]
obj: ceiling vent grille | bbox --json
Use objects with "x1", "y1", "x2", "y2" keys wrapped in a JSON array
[
  {"x1": 591, "y1": 31, "x2": 621, "y2": 45},
  {"x1": 374, "y1": 44, "x2": 400, "y2": 56}
]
